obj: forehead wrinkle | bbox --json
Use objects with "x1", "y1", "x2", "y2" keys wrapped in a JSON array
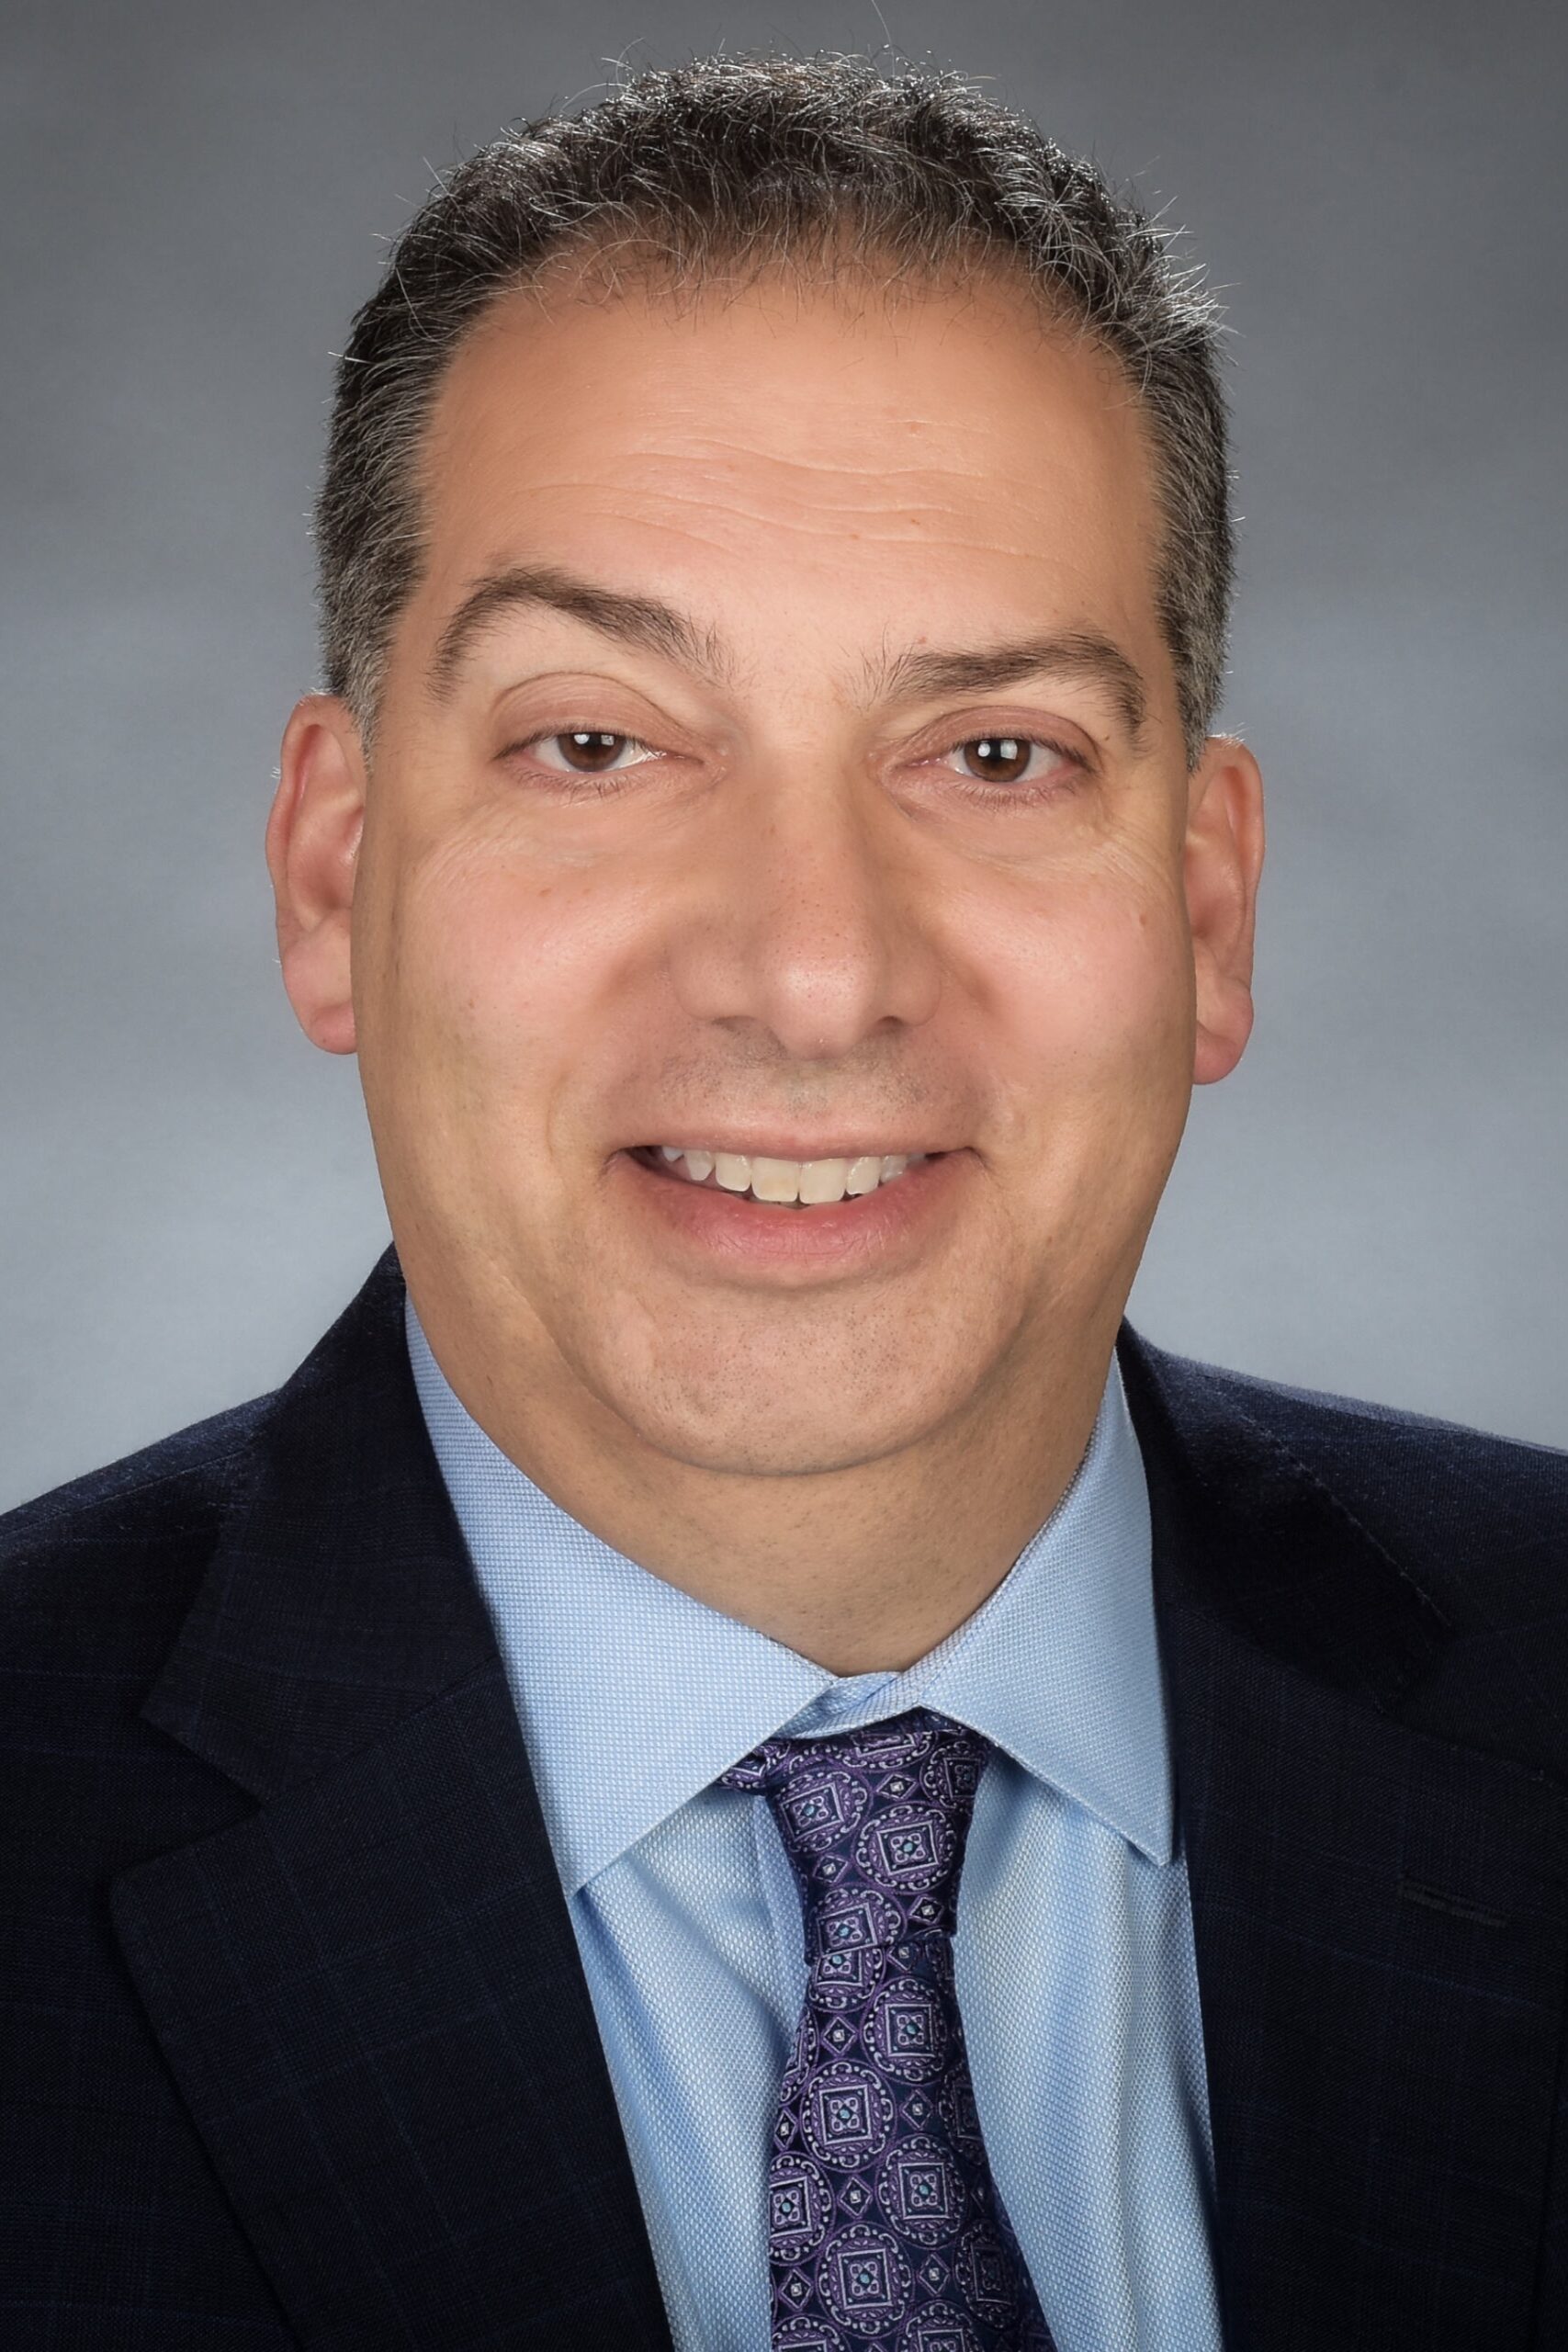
[
  {"x1": 610, "y1": 437, "x2": 1004, "y2": 514},
  {"x1": 645, "y1": 433, "x2": 990, "y2": 481},
  {"x1": 592, "y1": 491, "x2": 1023, "y2": 556}
]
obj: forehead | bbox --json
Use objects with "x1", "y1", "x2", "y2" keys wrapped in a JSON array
[{"x1": 411, "y1": 266, "x2": 1165, "y2": 674}]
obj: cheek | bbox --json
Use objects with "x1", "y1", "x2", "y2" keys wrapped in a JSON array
[
  {"x1": 386, "y1": 844, "x2": 631, "y2": 1080},
  {"x1": 972, "y1": 864, "x2": 1192, "y2": 1094}
]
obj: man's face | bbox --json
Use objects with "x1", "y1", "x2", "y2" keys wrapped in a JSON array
[{"x1": 277, "y1": 266, "x2": 1259, "y2": 1481}]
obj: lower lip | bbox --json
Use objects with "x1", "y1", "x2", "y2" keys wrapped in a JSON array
[{"x1": 611, "y1": 1148, "x2": 971, "y2": 1275}]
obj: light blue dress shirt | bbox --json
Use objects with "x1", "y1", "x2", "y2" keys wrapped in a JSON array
[{"x1": 405, "y1": 1298, "x2": 1223, "y2": 2352}]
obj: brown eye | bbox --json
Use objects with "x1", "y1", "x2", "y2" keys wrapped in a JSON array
[
  {"x1": 961, "y1": 735, "x2": 1033, "y2": 784},
  {"x1": 551, "y1": 729, "x2": 629, "y2": 772},
  {"x1": 513, "y1": 726, "x2": 662, "y2": 786}
]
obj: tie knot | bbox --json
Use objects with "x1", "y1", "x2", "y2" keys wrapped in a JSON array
[{"x1": 720, "y1": 1708, "x2": 990, "y2": 1955}]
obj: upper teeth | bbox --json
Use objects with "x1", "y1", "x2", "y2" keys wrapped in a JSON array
[{"x1": 655, "y1": 1146, "x2": 924, "y2": 1204}]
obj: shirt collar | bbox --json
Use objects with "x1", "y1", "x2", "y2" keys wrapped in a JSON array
[{"x1": 405, "y1": 1298, "x2": 1173, "y2": 1893}]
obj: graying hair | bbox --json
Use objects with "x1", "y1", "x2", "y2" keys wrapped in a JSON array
[{"x1": 315, "y1": 51, "x2": 1234, "y2": 768}]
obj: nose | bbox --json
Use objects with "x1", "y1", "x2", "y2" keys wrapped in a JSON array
[{"x1": 666, "y1": 761, "x2": 942, "y2": 1061}]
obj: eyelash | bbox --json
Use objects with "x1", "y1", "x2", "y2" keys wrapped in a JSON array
[{"x1": 505, "y1": 726, "x2": 1090, "y2": 806}]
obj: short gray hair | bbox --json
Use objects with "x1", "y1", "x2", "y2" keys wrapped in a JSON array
[{"x1": 315, "y1": 52, "x2": 1234, "y2": 768}]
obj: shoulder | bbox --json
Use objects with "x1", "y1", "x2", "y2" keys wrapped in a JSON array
[
  {"x1": 1128, "y1": 1320, "x2": 1565, "y2": 1514},
  {"x1": 1148, "y1": 1340, "x2": 1565, "y2": 1547},
  {"x1": 1122, "y1": 1327, "x2": 1568, "y2": 1739},
  {"x1": 0, "y1": 1393, "x2": 273, "y2": 1659}
]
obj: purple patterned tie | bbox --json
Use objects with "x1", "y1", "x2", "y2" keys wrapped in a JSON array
[{"x1": 721, "y1": 1708, "x2": 1056, "y2": 2351}]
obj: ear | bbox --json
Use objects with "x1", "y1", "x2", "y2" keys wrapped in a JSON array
[
  {"x1": 1183, "y1": 734, "x2": 1266, "y2": 1087},
  {"x1": 265, "y1": 695, "x2": 367, "y2": 1056}
]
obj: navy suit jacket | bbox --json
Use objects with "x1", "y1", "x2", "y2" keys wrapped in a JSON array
[{"x1": 3, "y1": 1244, "x2": 1566, "y2": 2350}]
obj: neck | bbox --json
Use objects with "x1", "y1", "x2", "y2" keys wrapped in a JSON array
[{"x1": 409, "y1": 1286, "x2": 1117, "y2": 1677}]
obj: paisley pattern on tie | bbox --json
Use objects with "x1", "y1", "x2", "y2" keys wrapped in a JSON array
[{"x1": 721, "y1": 1709, "x2": 1056, "y2": 2351}]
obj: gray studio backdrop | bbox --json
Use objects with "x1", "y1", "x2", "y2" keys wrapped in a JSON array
[{"x1": 3, "y1": 0, "x2": 1563, "y2": 1510}]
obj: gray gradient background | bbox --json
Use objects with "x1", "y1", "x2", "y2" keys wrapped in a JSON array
[{"x1": 3, "y1": 0, "x2": 1563, "y2": 1512}]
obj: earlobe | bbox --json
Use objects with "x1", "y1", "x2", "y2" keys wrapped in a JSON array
[
  {"x1": 265, "y1": 695, "x2": 367, "y2": 1057},
  {"x1": 1184, "y1": 735, "x2": 1266, "y2": 1088}
]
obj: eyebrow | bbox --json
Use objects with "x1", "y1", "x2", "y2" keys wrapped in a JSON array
[{"x1": 426, "y1": 560, "x2": 1148, "y2": 748}]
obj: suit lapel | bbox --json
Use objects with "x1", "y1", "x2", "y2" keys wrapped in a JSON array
[
  {"x1": 110, "y1": 1249, "x2": 671, "y2": 2352},
  {"x1": 1118, "y1": 1326, "x2": 1568, "y2": 2351}
]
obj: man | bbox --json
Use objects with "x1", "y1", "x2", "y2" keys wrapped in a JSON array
[{"x1": 3, "y1": 48, "x2": 1563, "y2": 2352}]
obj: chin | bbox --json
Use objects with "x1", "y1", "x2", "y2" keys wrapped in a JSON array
[
  {"x1": 587, "y1": 1351, "x2": 976, "y2": 1480},
  {"x1": 625, "y1": 1412, "x2": 925, "y2": 1481}
]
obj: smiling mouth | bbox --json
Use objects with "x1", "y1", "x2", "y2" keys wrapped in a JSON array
[{"x1": 627, "y1": 1143, "x2": 942, "y2": 1208}]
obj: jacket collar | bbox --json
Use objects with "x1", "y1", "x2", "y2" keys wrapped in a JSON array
[{"x1": 136, "y1": 1247, "x2": 502, "y2": 1803}]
